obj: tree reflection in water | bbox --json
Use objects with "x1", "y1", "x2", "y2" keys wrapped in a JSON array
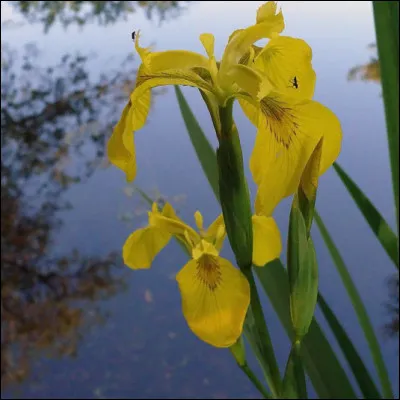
[
  {"x1": 385, "y1": 274, "x2": 399, "y2": 339},
  {"x1": 9, "y1": 1, "x2": 188, "y2": 32},
  {"x1": 0, "y1": 41, "x2": 137, "y2": 388},
  {"x1": 348, "y1": 43, "x2": 380, "y2": 83},
  {"x1": 1, "y1": 1, "x2": 190, "y2": 391}
]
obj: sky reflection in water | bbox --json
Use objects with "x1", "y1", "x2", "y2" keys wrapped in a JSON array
[{"x1": 1, "y1": 1, "x2": 398, "y2": 398}]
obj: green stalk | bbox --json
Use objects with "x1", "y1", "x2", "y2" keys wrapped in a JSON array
[
  {"x1": 315, "y1": 211, "x2": 393, "y2": 398},
  {"x1": 241, "y1": 364, "x2": 271, "y2": 399},
  {"x1": 217, "y1": 102, "x2": 281, "y2": 397},
  {"x1": 373, "y1": 1, "x2": 399, "y2": 233},
  {"x1": 243, "y1": 267, "x2": 282, "y2": 398}
]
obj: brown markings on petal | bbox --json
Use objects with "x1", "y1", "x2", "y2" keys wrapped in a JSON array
[
  {"x1": 260, "y1": 95, "x2": 299, "y2": 149},
  {"x1": 196, "y1": 255, "x2": 222, "y2": 291}
]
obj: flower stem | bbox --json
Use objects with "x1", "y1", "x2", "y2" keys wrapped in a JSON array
[
  {"x1": 243, "y1": 267, "x2": 282, "y2": 398},
  {"x1": 241, "y1": 363, "x2": 271, "y2": 399},
  {"x1": 217, "y1": 102, "x2": 281, "y2": 397}
]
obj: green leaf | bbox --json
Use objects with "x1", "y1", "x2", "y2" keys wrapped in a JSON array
[
  {"x1": 314, "y1": 211, "x2": 393, "y2": 398},
  {"x1": 243, "y1": 268, "x2": 282, "y2": 397},
  {"x1": 174, "y1": 86, "x2": 220, "y2": 201},
  {"x1": 229, "y1": 336, "x2": 246, "y2": 367},
  {"x1": 255, "y1": 262, "x2": 356, "y2": 399},
  {"x1": 373, "y1": 1, "x2": 399, "y2": 232},
  {"x1": 317, "y1": 293, "x2": 382, "y2": 399},
  {"x1": 218, "y1": 102, "x2": 281, "y2": 395},
  {"x1": 287, "y1": 199, "x2": 319, "y2": 339},
  {"x1": 175, "y1": 86, "x2": 357, "y2": 399},
  {"x1": 333, "y1": 162, "x2": 399, "y2": 268},
  {"x1": 282, "y1": 341, "x2": 307, "y2": 399},
  {"x1": 217, "y1": 112, "x2": 253, "y2": 269}
]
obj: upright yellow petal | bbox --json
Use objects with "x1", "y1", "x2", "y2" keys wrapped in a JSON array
[
  {"x1": 151, "y1": 211, "x2": 200, "y2": 249},
  {"x1": 199, "y1": 33, "x2": 219, "y2": 84},
  {"x1": 204, "y1": 214, "x2": 226, "y2": 251},
  {"x1": 219, "y1": 3, "x2": 284, "y2": 86},
  {"x1": 176, "y1": 253, "x2": 250, "y2": 347},
  {"x1": 135, "y1": 31, "x2": 151, "y2": 66},
  {"x1": 161, "y1": 202, "x2": 181, "y2": 219},
  {"x1": 194, "y1": 211, "x2": 204, "y2": 232},
  {"x1": 252, "y1": 215, "x2": 282, "y2": 266},
  {"x1": 200, "y1": 33, "x2": 215, "y2": 59},
  {"x1": 256, "y1": 1, "x2": 281, "y2": 24},
  {"x1": 251, "y1": 94, "x2": 342, "y2": 216},
  {"x1": 254, "y1": 36, "x2": 316, "y2": 100},
  {"x1": 107, "y1": 102, "x2": 136, "y2": 182},
  {"x1": 123, "y1": 226, "x2": 171, "y2": 269}
]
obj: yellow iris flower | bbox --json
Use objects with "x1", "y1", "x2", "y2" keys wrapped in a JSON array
[
  {"x1": 107, "y1": 1, "x2": 285, "y2": 181},
  {"x1": 123, "y1": 202, "x2": 281, "y2": 347},
  {"x1": 108, "y1": 1, "x2": 342, "y2": 218},
  {"x1": 243, "y1": 35, "x2": 342, "y2": 216}
]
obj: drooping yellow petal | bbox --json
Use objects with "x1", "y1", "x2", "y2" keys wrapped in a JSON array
[
  {"x1": 252, "y1": 215, "x2": 282, "y2": 266},
  {"x1": 176, "y1": 252, "x2": 250, "y2": 347},
  {"x1": 254, "y1": 36, "x2": 316, "y2": 100},
  {"x1": 219, "y1": 3, "x2": 284, "y2": 87},
  {"x1": 128, "y1": 63, "x2": 214, "y2": 136},
  {"x1": 147, "y1": 50, "x2": 210, "y2": 72},
  {"x1": 122, "y1": 226, "x2": 171, "y2": 269},
  {"x1": 107, "y1": 102, "x2": 136, "y2": 182},
  {"x1": 251, "y1": 94, "x2": 342, "y2": 216}
]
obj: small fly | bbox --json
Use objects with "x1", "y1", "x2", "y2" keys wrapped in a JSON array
[
  {"x1": 131, "y1": 31, "x2": 136, "y2": 41},
  {"x1": 288, "y1": 76, "x2": 299, "y2": 89}
]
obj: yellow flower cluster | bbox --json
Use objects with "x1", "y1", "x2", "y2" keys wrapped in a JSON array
[{"x1": 108, "y1": 1, "x2": 342, "y2": 347}]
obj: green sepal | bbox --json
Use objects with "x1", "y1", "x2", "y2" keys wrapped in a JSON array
[{"x1": 288, "y1": 199, "x2": 319, "y2": 340}]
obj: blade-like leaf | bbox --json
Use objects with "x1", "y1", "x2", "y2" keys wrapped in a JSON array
[
  {"x1": 175, "y1": 86, "x2": 357, "y2": 399},
  {"x1": 243, "y1": 267, "x2": 281, "y2": 397},
  {"x1": 174, "y1": 86, "x2": 219, "y2": 201},
  {"x1": 318, "y1": 293, "x2": 382, "y2": 399},
  {"x1": 333, "y1": 162, "x2": 399, "y2": 268},
  {"x1": 373, "y1": 1, "x2": 399, "y2": 233},
  {"x1": 255, "y1": 262, "x2": 356, "y2": 399},
  {"x1": 282, "y1": 342, "x2": 307, "y2": 399},
  {"x1": 315, "y1": 211, "x2": 393, "y2": 398}
]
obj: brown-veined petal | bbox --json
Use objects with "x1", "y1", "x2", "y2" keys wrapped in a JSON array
[
  {"x1": 251, "y1": 93, "x2": 342, "y2": 216},
  {"x1": 176, "y1": 253, "x2": 250, "y2": 347}
]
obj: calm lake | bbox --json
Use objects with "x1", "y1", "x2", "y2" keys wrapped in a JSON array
[{"x1": 1, "y1": 1, "x2": 398, "y2": 398}]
